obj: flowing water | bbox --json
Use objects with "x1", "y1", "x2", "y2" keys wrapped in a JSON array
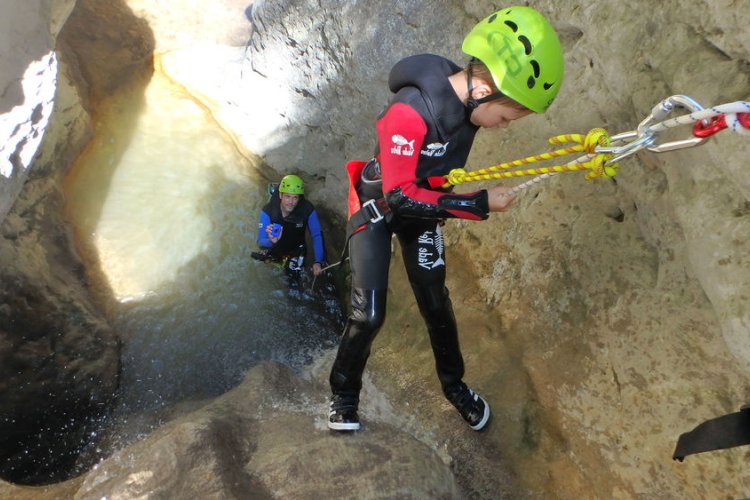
[{"x1": 63, "y1": 64, "x2": 344, "y2": 457}]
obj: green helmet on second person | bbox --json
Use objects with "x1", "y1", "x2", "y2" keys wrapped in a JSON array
[
  {"x1": 462, "y1": 6, "x2": 564, "y2": 113},
  {"x1": 279, "y1": 174, "x2": 304, "y2": 195}
]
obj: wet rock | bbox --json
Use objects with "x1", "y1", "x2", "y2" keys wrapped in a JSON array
[
  {"x1": 73, "y1": 363, "x2": 459, "y2": 499},
  {"x1": 0, "y1": 182, "x2": 120, "y2": 484},
  {"x1": 57, "y1": 0, "x2": 155, "y2": 101}
]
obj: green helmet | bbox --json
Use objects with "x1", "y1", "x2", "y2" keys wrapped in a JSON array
[
  {"x1": 279, "y1": 174, "x2": 304, "y2": 195},
  {"x1": 462, "y1": 6, "x2": 564, "y2": 113}
]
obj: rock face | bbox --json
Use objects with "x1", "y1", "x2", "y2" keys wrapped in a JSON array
[
  {"x1": 0, "y1": 0, "x2": 75, "y2": 222},
  {"x1": 159, "y1": 0, "x2": 750, "y2": 496},
  {"x1": 0, "y1": 0, "x2": 749, "y2": 497},
  {"x1": 0, "y1": 0, "x2": 154, "y2": 485},
  {"x1": 71, "y1": 363, "x2": 460, "y2": 499},
  {"x1": 0, "y1": 178, "x2": 120, "y2": 484}
]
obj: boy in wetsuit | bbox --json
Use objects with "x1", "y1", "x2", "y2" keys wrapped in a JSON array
[{"x1": 328, "y1": 7, "x2": 564, "y2": 431}]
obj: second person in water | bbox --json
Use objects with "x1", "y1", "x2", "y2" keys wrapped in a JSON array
[{"x1": 256, "y1": 174, "x2": 325, "y2": 282}]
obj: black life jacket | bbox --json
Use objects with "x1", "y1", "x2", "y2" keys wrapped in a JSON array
[
  {"x1": 262, "y1": 194, "x2": 314, "y2": 258},
  {"x1": 377, "y1": 53, "x2": 479, "y2": 184}
]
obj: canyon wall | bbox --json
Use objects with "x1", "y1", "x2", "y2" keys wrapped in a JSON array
[{"x1": 0, "y1": 0, "x2": 748, "y2": 497}]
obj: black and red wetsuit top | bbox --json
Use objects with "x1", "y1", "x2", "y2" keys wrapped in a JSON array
[{"x1": 374, "y1": 54, "x2": 489, "y2": 221}]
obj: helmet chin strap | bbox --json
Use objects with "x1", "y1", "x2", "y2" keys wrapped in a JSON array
[{"x1": 466, "y1": 59, "x2": 504, "y2": 111}]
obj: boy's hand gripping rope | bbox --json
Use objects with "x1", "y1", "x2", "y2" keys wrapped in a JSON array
[{"x1": 434, "y1": 96, "x2": 750, "y2": 194}]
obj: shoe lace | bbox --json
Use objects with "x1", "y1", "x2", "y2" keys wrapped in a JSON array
[
  {"x1": 330, "y1": 394, "x2": 359, "y2": 412},
  {"x1": 450, "y1": 387, "x2": 480, "y2": 414}
]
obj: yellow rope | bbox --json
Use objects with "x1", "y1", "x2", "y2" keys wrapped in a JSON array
[{"x1": 441, "y1": 128, "x2": 620, "y2": 188}]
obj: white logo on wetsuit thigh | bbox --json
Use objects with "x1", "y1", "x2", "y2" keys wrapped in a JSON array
[
  {"x1": 390, "y1": 134, "x2": 415, "y2": 156},
  {"x1": 417, "y1": 226, "x2": 445, "y2": 270},
  {"x1": 288, "y1": 256, "x2": 304, "y2": 271}
]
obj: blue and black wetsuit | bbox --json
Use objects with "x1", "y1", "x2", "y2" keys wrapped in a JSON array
[
  {"x1": 257, "y1": 195, "x2": 325, "y2": 273},
  {"x1": 330, "y1": 54, "x2": 491, "y2": 402}
]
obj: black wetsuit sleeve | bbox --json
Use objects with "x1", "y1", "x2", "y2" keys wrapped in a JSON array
[{"x1": 385, "y1": 187, "x2": 489, "y2": 220}]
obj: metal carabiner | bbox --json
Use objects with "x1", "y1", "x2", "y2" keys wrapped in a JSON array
[
  {"x1": 595, "y1": 130, "x2": 657, "y2": 164},
  {"x1": 637, "y1": 95, "x2": 706, "y2": 132},
  {"x1": 646, "y1": 135, "x2": 709, "y2": 153},
  {"x1": 637, "y1": 95, "x2": 710, "y2": 153}
]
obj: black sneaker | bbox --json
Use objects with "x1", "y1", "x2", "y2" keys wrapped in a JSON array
[
  {"x1": 328, "y1": 394, "x2": 361, "y2": 431},
  {"x1": 447, "y1": 385, "x2": 491, "y2": 431}
]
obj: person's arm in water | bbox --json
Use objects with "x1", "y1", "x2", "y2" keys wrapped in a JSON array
[
  {"x1": 307, "y1": 209, "x2": 324, "y2": 276},
  {"x1": 377, "y1": 103, "x2": 513, "y2": 221}
]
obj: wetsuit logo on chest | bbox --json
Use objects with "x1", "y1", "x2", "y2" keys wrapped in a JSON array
[
  {"x1": 420, "y1": 141, "x2": 449, "y2": 157},
  {"x1": 417, "y1": 227, "x2": 445, "y2": 270},
  {"x1": 390, "y1": 134, "x2": 415, "y2": 156}
]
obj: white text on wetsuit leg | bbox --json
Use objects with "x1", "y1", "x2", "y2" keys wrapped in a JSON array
[{"x1": 417, "y1": 232, "x2": 445, "y2": 270}]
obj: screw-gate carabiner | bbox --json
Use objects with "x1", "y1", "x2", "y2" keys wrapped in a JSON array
[{"x1": 638, "y1": 95, "x2": 710, "y2": 153}]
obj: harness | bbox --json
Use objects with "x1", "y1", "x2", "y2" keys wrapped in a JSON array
[
  {"x1": 343, "y1": 159, "x2": 391, "y2": 238},
  {"x1": 346, "y1": 197, "x2": 389, "y2": 235},
  {"x1": 319, "y1": 159, "x2": 391, "y2": 273}
]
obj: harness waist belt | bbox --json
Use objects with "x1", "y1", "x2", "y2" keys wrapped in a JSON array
[{"x1": 346, "y1": 197, "x2": 390, "y2": 237}]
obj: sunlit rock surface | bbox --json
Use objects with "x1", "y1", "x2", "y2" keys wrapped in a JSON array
[
  {"x1": 1, "y1": 0, "x2": 749, "y2": 498},
  {"x1": 0, "y1": 0, "x2": 75, "y2": 221}
]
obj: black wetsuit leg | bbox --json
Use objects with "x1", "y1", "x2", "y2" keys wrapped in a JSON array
[
  {"x1": 396, "y1": 219, "x2": 465, "y2": 395},
  {"x1": 329, "y1": 220, "x2": 391, "y2": 396}
]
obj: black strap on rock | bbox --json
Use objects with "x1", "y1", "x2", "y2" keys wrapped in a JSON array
[{"x1": 673, "y1": 405, "x2": 750, "y2": 461}]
